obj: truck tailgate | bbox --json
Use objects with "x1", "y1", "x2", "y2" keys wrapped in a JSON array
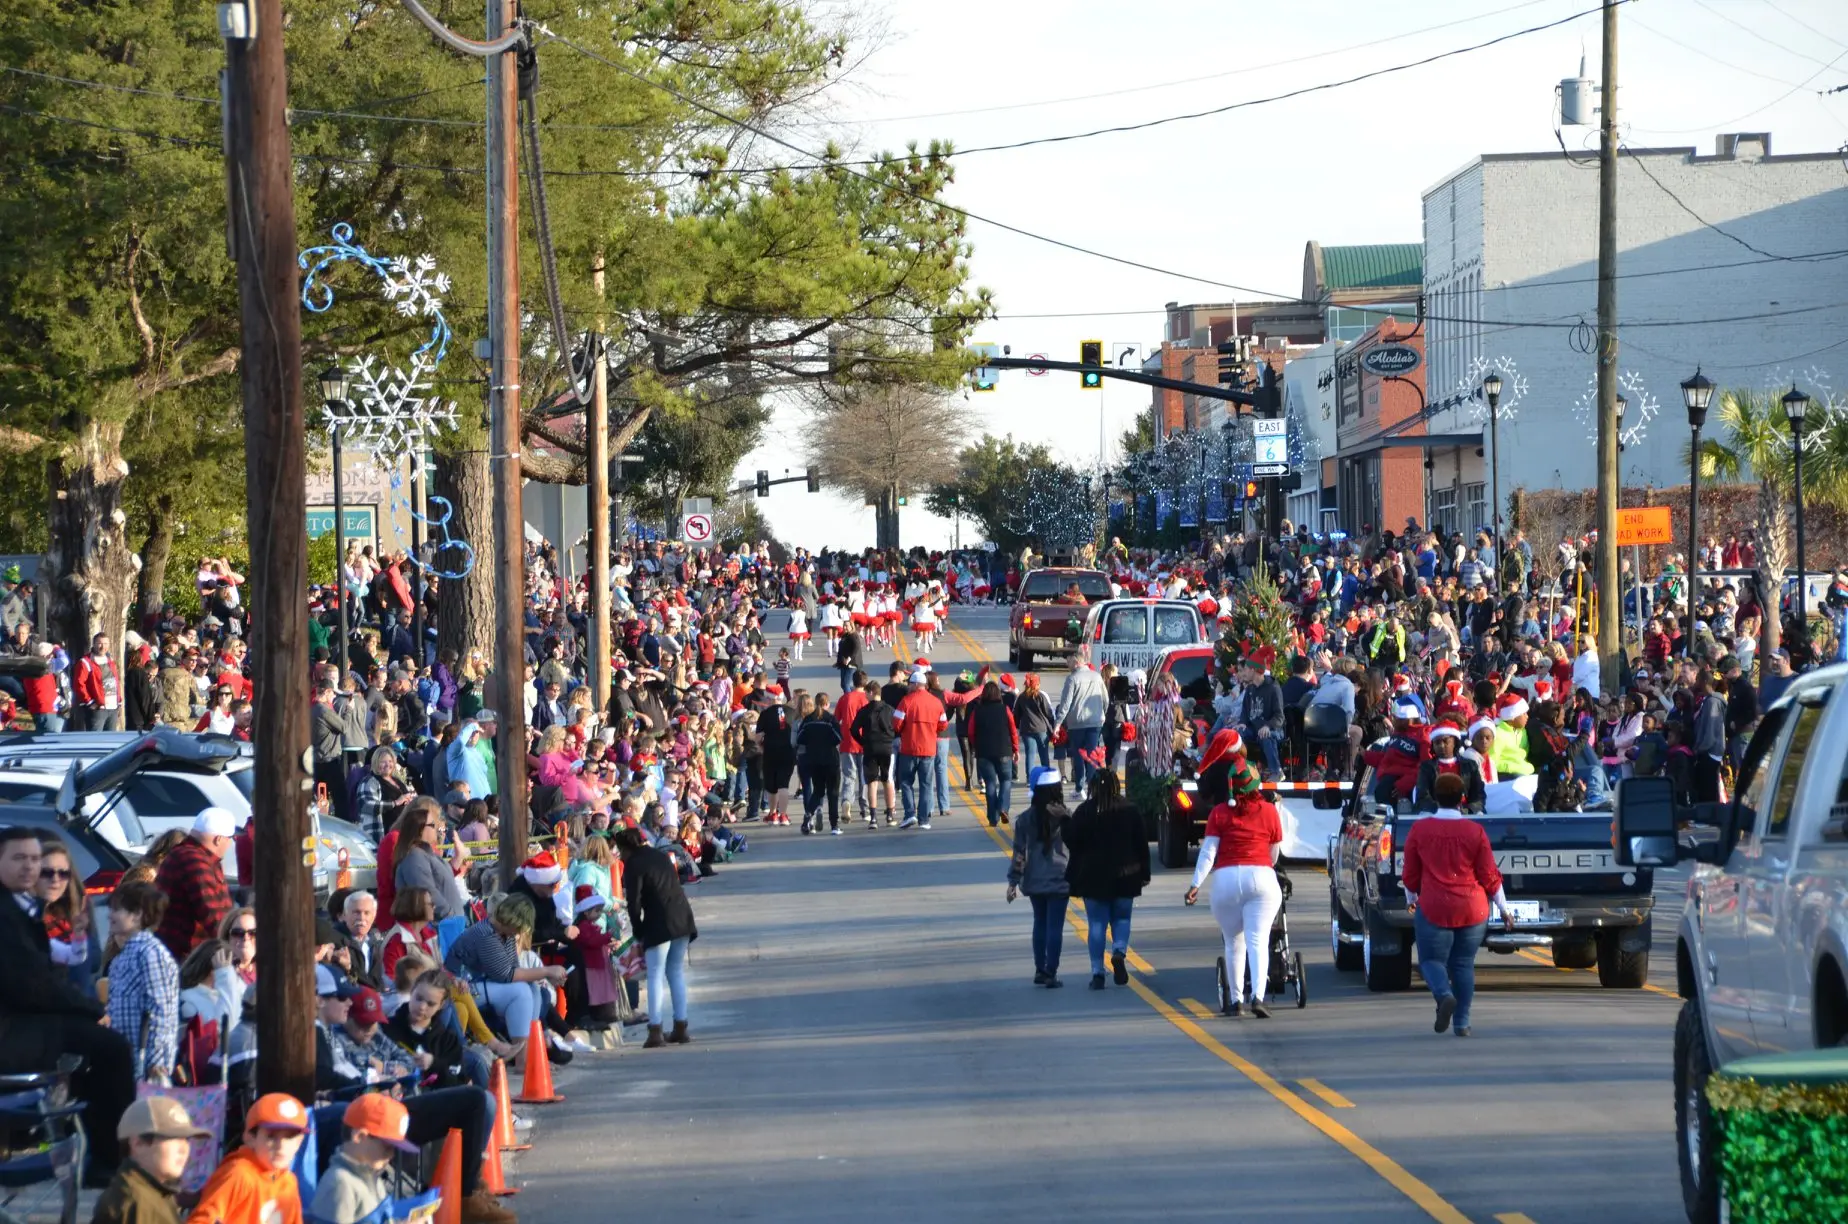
[{"x1": 1389, "y1": 813, "x2": 1642, "y2": 894}]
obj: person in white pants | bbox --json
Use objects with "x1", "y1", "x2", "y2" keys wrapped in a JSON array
[{"x1": 1184, "y1": 763, "x2": 1284, "y2": 1018}]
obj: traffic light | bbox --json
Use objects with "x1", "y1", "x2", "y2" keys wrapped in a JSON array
[
  {"x1": 805, "y1": 466, "x2": 820, "y2": 493},
  {"x1": 1080, "y1": 340, "x2": 1103, "y2": 390},
  {"x1": 1216, "y1": 341, "x2": 1241, "y2": 387},
  {"x1": 756, "y1": 469, "x2": 770, "y2": 497}
]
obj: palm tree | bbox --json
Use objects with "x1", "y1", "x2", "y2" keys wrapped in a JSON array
[{"x1": 1682, "y1": 386, "x2": 1830, "y2": 662}]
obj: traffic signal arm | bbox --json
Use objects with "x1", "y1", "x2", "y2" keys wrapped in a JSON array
[{"x1": 983, "y1": 357, "x2": 1266, "y2": 407}]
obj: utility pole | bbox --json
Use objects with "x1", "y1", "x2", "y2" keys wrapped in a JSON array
[
  {"x1": 587, "y1": 257, "x2": 611, "y2": 714},
  {"x1": 409, "y1": 453, "x2": 424, "y2": 661},
  {"x1": 487, "y1": 0, "x2": 530, "y2": 884},
  {"x1": 221, "y1": 0, "x2": 314, "y2": 1103},
  {"x1": 332, "y1": 425, "x2": 349, "y2": 665},
  {"x1": 1594, "y1": 0, "x2": 1622, "y2": 694}
]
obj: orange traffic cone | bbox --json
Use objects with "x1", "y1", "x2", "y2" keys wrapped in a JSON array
[
  {"x1": 433, "y1": 1128, "x2": 463, "y2": 1224},
  {"x1": 479, "y1": 1129, "x2": 520, "y2": 1197},
  {"x1": 515, "y1": 1019, "x2": 564, "y2": 1104},
  {"x1": 490, "y1": 1060, "x2": 530, "y2": 1152}
]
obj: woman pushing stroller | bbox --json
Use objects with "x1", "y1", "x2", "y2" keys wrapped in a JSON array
[{"x1": 1184, "y1": 759, "x2": 1284, "y2": 1018}]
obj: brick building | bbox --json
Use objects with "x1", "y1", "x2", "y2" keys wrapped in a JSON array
[
  {"x1": 1420, "y1": 132, "x2": 1848, "y2": 531},
  {"x1": 1331, "y1": 318, "x2": 1432, "y2": 536}
]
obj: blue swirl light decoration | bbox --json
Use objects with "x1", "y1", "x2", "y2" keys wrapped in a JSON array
[{"x1": 297, "y1": 223, "x2": 475, "y2": 580}]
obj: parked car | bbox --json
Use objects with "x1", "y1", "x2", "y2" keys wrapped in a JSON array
[
  {"x1": 1610, "y1": 661, "x2": 1848, "y2": 1223},
  {"x1": 1008, "y1": 567, "x2": 1111, "y2": 671}
]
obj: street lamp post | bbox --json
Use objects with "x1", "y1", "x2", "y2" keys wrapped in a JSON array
[
  {"x1": 1681, "y1": 367, "x2": 1714, "y2": 658},
  {"x1": 1783, "y1": 383, "x2": 1812, "y2": 646},
  {"x1": 317, "y1": 366, "x2": 352, "y2": 669},
  {"x1": 1481, "y1": 372, "x2": 1503, "y2": 544}
]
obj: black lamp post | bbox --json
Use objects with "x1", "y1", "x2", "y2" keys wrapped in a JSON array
[
  {"x1": 1482, "y1": 371, "x2": 1503, "y2": 544},
  {"x1": 1615, "y1": 393, "x2": 1627, "y2": 453},
  {"x1": 1783, "y1": 383, "x2": 1811, "y2": 645},
  {"x1": 318, "y1": 365, "x2": 352, "y2": 666},
  {"x1": 1681, "y1": 367, "x2": 1714, "y2": 656}
]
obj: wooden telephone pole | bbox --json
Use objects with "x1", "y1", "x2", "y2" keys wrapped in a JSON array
[
  {"x1": 588, "y1": 259, "x2": 611, "y2": 714},
  {"x1": 221, "y1": 0, "x2": 315, "y2": 1101},
  {"x1": 1594, "y1": 0, "x2": 1622, "y2": 693},
  {"x1": 486, "y1": 0, "x2": 530, "y2": 884}
]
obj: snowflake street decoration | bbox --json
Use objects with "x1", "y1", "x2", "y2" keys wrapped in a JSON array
[
  {"x1": 1456, "y1": 355, "x2": 1528, "y2": 423},
  {"x1": 297, "y1": 224, "x2": 458, "y2": 455},
  {"x1": 1761, "y1": 365, "x2": 1841, "y2": 447},
  {"x1": 1571, "y1": 368, "x2": 1659, "y2": 448},
  {"x1": 297, "y1": 223, "x2": 473, "y2": 579}
]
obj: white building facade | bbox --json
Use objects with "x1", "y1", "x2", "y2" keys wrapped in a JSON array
[{"x1": 1420, "y1": 133, "x2": 1847, "y2": 528}]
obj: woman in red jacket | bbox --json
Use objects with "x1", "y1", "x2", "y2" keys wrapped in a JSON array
[
  {"x1": 1183, "y1": 763, "x2": 1284, "y2": 1018},
  {"x1": 1400, "y1": 772, "x2": 1514, "y2": 1037}
]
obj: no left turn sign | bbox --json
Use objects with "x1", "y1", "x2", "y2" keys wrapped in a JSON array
[{"x1": 681, "y1": 512, "x2": 714, "y2": 542}]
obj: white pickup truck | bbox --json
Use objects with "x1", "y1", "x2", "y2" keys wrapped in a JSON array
[{"x1": 1610, "y1": 661, "x2": 1848, "y2": 1224}]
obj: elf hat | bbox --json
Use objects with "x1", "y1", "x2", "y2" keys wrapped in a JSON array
[
  {"x1": 1231, "y1": 763, "x2": 1263, "y2": 795},
  {"x1": 520, "y1": 851, "x2": 563, "y2": 887},
  {"x1": 1198, "y1": 727, "x2": 1246, "y2": 774}
]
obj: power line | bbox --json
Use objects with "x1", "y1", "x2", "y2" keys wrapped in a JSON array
[
  {"x1": 1619, "y1": 144, "x2": 1840, "y2": 261},
  {"x1": 1759, "y1": 0, "x2": 1848, "y2": 52},
  {"x1": 789, "y1": 0, "x2": 1568, "y2": 126},
  {"x1": 1621, "y1": 29, "x2": 1848, "y2": 133},
  {"x1": 915, "y1": 2, "x2": 1627, "y2": 160},
  {"x1": 1685, "y1": 0, "x2": 1842, "y2": 71}
]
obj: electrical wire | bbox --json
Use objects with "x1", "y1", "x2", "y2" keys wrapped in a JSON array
[
  {"x1": 518, "y1": 58, "x2": 589, "y2": 406},
  {"x1": 1622, "y1": 30, "x2": 1848, "y2": 133},
  {"x1": 1684, "y1": 0, "x2": 1842, "y2": 71},
  {"x1": 1759, "y1": 0, "x2": 1848, "y2": 51},
  {"x1": 1619, "y1": 144, "x2": 1840, "y2": 261}
]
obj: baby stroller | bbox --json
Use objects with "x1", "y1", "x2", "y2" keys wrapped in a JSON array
[{"x1": 1216, "y1": 866, "x2": 1308, "y2": 1011}]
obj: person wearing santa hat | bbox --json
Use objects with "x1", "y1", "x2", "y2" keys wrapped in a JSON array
[
  {"x1": 1184, "y1": 763, "x2": 1284, "y2": 1017},
  {"x1": 1415, "y1": 721, "x2": 1486, "y2": 812},
  {"x1": 507, "y1": 851, "x2": 579, "y2": 960},
  {"x1": 1488, "y1": 693, "x2": 1536, "y2": 779},
  {"x1": 1462, "y1": 718, "x2": 1499, "y2": 784},
  {"x1": 1362, "y1": 698, "x2": 1431, "y2": 806}
]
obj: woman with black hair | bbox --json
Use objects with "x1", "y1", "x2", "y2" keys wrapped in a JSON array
[
  {"x1": 1065, "y1": 770, "x2": 1149, "y2": 990},
  {"x1": 1006, "y1": 767, "x2": 1072, "y2": 988}
]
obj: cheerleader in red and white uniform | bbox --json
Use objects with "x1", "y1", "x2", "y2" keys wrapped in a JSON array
[
  {"x1": 911, "y1": 588, "x2": 940, "y2": 654},
  {"x1": 877, "y1": 587, "x2": 902, "y2": 649},
  {"x1": 817, "y1": 595, "x2": 843, "y2": 651},
  {"x1": 787, "y1": 604, "x2": 810, "y2": 661},
  {"x1": 848, "y1": 584, "x2": 873, "y2": 641}
]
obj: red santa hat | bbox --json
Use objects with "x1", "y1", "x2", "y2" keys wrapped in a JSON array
[
  {"x1": 1198, "y1": 727, "x2": 1246, "y2": 773},
  {"x1": 520, "y1": 851, "x2": 563, "y2": 887},
  {"x1": 1496, "y1": 693, "x2": 1529, "y2": 722},
  {"x1": 573, "y1": 884, "x2": 606, "y2": 916},
  {"x1": 1428, "y1": 718, "x2": 1464, "y2": 743},
  {"x1": 1531, "y1": 678, "x2": 1554, "y2": 703},
  {"x1": 1392, "y1": 672, "x2": 1413, "y2": 693},
  {"x1": 1443, "y1": 679, "x2": 1465, "y2": 701},
  {"x1": 999, "y1": 673, "x2": 1017, "y2": 691}
]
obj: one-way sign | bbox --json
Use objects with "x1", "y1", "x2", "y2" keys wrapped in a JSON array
[{"x1": 1252, "y1": 462, "x2": 1289, "y2": 477}]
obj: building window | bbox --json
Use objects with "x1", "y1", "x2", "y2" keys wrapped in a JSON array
[
  {"x1": 1432, "y1": 486, "x2": 1457, "y2": 534},
  {"x1": 1464, "y1": 481, "x2": 1486, "y2": 534}
]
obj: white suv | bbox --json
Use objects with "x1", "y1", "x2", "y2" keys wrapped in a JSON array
[{"x1": 1612, "y1": 662, "x2": 1848, "y2": 1223}]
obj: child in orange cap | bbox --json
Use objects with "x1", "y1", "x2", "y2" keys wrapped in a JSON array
[
  {"x1": 309, "y1": 1093, "x2": 420, "y2": 1224},
  {"x1": 185, "y1": 1092, "x2": 307, "y2": 1224}
]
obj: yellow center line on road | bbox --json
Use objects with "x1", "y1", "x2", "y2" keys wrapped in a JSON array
[
  {"x1": 1517, "y1": 944, "x2": 1679, "y2": 1000},
  {"x1": 1298, "y1": 1078, "x2": 1357, "y2": 1110},
  {"x1": 1495, "y1": 1214, "x2": 1540, "y2": 1224},
  {"x1": 1180, "y1": 997, "x2": 1217, "y2": 1021}
]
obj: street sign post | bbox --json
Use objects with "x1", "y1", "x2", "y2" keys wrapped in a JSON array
[
  {"x1": 1252, "y1": 417, "x2": 1288, "y2": 467},
  {"x1": 681, "y1": 512, "x2": 714, "y2": 543}
]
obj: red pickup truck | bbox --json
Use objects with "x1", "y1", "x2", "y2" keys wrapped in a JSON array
[{"x1": 1008, "y1": 567, "x2": 1111, "y2": 671}]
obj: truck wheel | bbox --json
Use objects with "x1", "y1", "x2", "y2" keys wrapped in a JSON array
[
  {"x1": 1014, "y1": 645, "x2": 1034, "y2": 672},
  {"x1": 1551, "y1": 937, "x2": 1597, "y2": 970},
  {"x1": 1330, "y1": 886, "x2": 1363, "y2": 971},
  {"x1": 1362, "y1": 906, "x2": 1412, "y2": 992},
  {"x1": 1675, "y1": 1000, "x2": 1721, "y2": 1224},
  {"x1": 1596, "y1": 927, "x2": 1650, "y2": 988},
  {"x1": 1156, "y1": 812, "x2": 1190, "y2": 870}
]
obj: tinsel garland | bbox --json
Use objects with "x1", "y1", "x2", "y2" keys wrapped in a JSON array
[{"x1": 1708, "y1": 1066, "x2": 1848, "y2": 1222}]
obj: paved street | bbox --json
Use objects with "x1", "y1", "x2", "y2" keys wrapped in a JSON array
[{"x1": 517, "y1": 608, "x2": 1687, "y2": 1224}]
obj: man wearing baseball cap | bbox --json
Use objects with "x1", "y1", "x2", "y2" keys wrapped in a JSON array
[
  {"x1": 188, "y1": 1091, "x2": 309, "y2": 1224},
  {"x1": 151, "y1": 807, "x2": 235, "y2": 962},
  {"x1": 93, "y1": 1095, "x2": 210, "y2": 1223},
  {"x1": 309, "y1": 1094, "x2": 421, "y2": 1224}
]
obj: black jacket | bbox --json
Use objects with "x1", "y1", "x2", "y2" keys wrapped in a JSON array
[
  {"x1": 968, "y1": 697, "x2": 1015, "y2": 761},
  {"x1": 1063, "y1": 799, "x2": 1150, "y2": 901},
  {"x1": 1012, "y1": 691, "x2": 1054, "y2": 739},
  {"x1": 623, "y1": 846, "x2": 698, "y2": 949},
  {"x1": 508, "y1": 878, "x2": 573, "y2": 958},
  {"x1": 124, "y1": 667, "x2": 161, "y2": 731},
  {"x1": 0, "y1": 887, "x2": 106, "y2": 1072},
  {"x1": 1414, "y1": 757, "x2": 1488, "y2": 812},
  {"x1": 385, "y1": 1003, "x2": 470, "y2": 1089},
  {"x1": 795, "y1": 712, "x2": 843, "y2": 761},
  {"x1": 835, "y1": 631, "x2": 863, "y2": 671},
  {"x1": 850, "y1": 700, "x2": 897, "y2": 754},
  {"x1": 1239, "y1": 677, "x2": 1285, "y2": 734}
]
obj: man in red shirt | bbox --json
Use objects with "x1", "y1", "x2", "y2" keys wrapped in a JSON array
[
  {"x1": 73, "y1": 632, "x2": 122, "y2": 730},
  {"x1": 892, "y1": 668, "x2": 946, "y2": 830},
  {"x1": 834, "y1": 672, "x2": 870, "y2": 821}
]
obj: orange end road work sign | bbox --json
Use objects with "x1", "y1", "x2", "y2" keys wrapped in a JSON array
[{"x1": 1615, "y1": 506, "x2": 1673, "y2": 547}]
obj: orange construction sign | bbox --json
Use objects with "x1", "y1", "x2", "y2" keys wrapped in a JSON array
[{"x1": 1615, "y1": 506, "x2": 1673, "y2": 547}]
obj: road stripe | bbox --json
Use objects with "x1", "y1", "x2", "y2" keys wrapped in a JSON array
[
  {"x1": 1516, "y1": 946, "x2": 1679, "y2": 998},
  {"x1": 1494, "y1": 1214, "x2": 1539, "y2": 1224},
  {"x1": 1298, "y1": 1078, "x2": 1357, "y2": 1109},
  {"x1": 1180, "y1": 997, "x2": 1217, "y2": 1020}
]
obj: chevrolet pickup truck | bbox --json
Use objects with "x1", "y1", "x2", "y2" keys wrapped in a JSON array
[
  {"x1": 1008, "y1": 567, "x2": 1110, "y2": 671},
  {"x1": 1329, "y1": 757, "x2": 1655, "y2": 992},
  {"x1": 1610, "y1": 662, "x2": 1848, "y2": 1224}
]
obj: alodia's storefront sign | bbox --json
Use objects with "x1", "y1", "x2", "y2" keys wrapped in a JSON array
[{"x1": 1359, "y1": 343, "x2": 1421, "y2": 378}]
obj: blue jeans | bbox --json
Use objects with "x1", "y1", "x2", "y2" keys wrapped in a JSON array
[
  {"x1": 473, "y1": 978, "x2": 542, "y2": 1041},
  {"x1": 840, "y1": 750, "x2": 865, "y2": 811},
  {"x1": 33, "y1": 713, "x2": 64, "y2": 733},
  {"x1": 1414, "y1": 913, "x2": 1487, "y2": 1029},
  {"x1": 1242, "y1": 723, "x2": 1282, "y2": 774},
  {"x1": 1083, "y1": 896, "x2": 1135, "y2": 975},
  {"x1": 1067, "y1": 726, "x2": 1103, "y2": 793},
  {"x1": 897, "y1": 753, "x2": 934, "y2": 823},
  {"x1": 976, "y1": 757, "x2": 1014, "y2": 824},
  {"x1": 934, "y1": 739, "x2": 953, "y2": 814},
  {"x1": 644, "y1": 937, "x2": 691, "y2": 1024},
  {"x1": 837, "y1": 665, "x2": 855, "y2": 694},
  {"x1": 1029, "y1": 893, "x2": 1067, "y2": 977},
  {"x1": 1021, "y1": 733, "x2": 1050, "y2": 775}
]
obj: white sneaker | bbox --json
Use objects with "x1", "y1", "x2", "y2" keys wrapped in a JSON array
[
  {"x1": 510, "y1": 1113, "x2": 534, "y2": 1130},
  {"x1": 899, "y1": 815, "x2": 919, "y2": 829},
  {"x1": 568, "y1": 1037, "x2": 595, "y2": 1053}
]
